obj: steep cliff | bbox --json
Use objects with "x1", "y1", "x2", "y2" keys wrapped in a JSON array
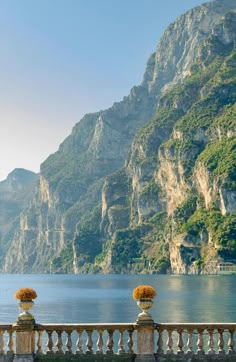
[
  {"x1": 0, "y1": 169, "x2": 38, "y2": 265},
  {"x1": 2, "y1": 0, "x2": 236, "y2": 273},
  {"x1": 100, "y1": 11, "x2": 236, "y2": 274}
]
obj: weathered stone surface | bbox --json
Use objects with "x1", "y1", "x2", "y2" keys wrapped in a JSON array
[
  {"x1": 13, "y1": 356, "x2": 34, "y2": 362},
  {"x1": 0, "y1": 356, "x2": 14, "y2": 362}
]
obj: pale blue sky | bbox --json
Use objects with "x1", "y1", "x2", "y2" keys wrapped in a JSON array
[{"x1": 0, "y1": 0, "x2": 208, "y2": 180}]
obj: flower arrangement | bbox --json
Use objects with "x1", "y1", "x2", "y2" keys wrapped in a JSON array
[
  {"x1": 133, "y1": 285, "x2": 156, "y2": 301},
  {"x1": 14, "y1": 287, "x2": 37, "y2": 301}
]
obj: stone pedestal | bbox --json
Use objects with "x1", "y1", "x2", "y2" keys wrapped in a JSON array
[
  {"x1": 13, "y1": 320, "x2": 35, "y2": 362},
  {"x1": 135, "y1": 321, "x2": 156, "y2": 362}
]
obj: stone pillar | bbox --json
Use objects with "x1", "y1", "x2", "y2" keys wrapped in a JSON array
[
  {"x1": 13, "y1": 320, "x2": 35, "y2": 362},
  {"x1": 135, "y1": 320, "x2": 156, "y2": 362}
]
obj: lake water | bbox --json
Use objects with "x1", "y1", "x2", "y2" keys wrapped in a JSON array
[{"x1": 0, "y1": 274, "x2": 235, "y2": 324}]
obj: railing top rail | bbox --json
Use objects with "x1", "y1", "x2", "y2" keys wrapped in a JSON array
[
  {"x1": 155, "y1": 322, "x2": 236, "y2": 328},
  {"x1": 34, "y1": 323, "x2": 136, "y2": 331},
  {"x1": 0, "y1": 324, "x2": 13, "y2": 329},
  {"x1": 1, "y1": 322, "x2": 236, "y2": 329}
]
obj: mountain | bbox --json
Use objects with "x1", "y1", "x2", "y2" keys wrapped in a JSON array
[
  {"x1": 100, "y1": 11, "x2": 236, "y2": 274},
  {"x1": 0, "y1": 169, "x2": 38, "y2": 264},
  {"x1": 2, "y1": 0, "x2": 236, "y2": 274}
]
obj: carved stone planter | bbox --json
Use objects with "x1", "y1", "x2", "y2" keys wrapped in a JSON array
[
  {"x1": 137, "y1": 299, "x2": 153, "y2": 322},
  {"x1": 18, "y1": 300, "x2": 34, "y2": 321}
]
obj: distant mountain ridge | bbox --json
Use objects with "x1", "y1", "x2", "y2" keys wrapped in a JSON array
[
  {"x1": 0, "y1": 168, "x2": 38, "y2": 191},
  {"x1": 1, "y1": 0, "x2": 236, "y2": 273}
]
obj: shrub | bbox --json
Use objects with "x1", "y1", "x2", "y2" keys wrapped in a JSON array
[
  {"x1": 14, "y1": 288, "x2": 37, "y2": 301},
  {"x1": 133, "y1": 285, "x2": 156, "y2": 300}
]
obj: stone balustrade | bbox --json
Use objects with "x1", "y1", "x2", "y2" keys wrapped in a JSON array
[
  {"x1": 0, "y1": 321, "x2": 235, "y2": 361},
  {"x1": 155, "y1": 323, "x2": 236, "y2": 356},
  {"x1": 34, "y1": 323, "x2": 135, "y2": 355}
]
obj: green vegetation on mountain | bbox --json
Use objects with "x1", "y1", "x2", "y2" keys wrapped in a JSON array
[
  {"x1": 184, "y1": 208, "x2": 236, "y2": 251},
  {"x1": 198, "y1": 137, "x2": 236, "y2": 179}
]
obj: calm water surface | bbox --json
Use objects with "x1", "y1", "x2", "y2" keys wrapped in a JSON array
[{"x1": 0, "y1": 274, "x2": 235, "y2": 324}]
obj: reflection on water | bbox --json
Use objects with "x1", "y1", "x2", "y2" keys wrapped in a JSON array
[{"x1": 0, "y1": 274, "x2": 235, "y2": 323}]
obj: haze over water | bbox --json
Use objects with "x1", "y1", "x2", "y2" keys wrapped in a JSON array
[{"x1": 0, "y1": 274, "x2": 235, "y2": 324}]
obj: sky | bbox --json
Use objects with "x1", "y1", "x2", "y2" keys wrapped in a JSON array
[{"x1": 0, "y1": 0, "x2": 209, "y2": 181}]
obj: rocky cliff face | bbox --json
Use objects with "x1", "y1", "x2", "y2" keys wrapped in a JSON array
[
  {"x1": 2, "y1": 0, "x2": 236, "y2": 273},
  {"x1": 0, "y1": 169, "x2": 38, "y2": 265},
  {"x1": 99, "y1": 10, "x2": 236, "y2": 274}
]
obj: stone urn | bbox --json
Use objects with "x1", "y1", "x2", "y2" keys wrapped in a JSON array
[
  {"x1": 18, "y1": 300, "x2": 34, "y2": 321},
  {"x1": 14, "y1": 287, "x2": 37, "y2": 322},
  {"x1": 133, "y1": 285, "x2": 156, "y2": 323},
  {"x1": 137, "y1": 299, "x2": 153, "y2": 322}
]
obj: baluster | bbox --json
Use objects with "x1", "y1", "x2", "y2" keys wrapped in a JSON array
[
  {"x1": 55, "y1": 330, "x2": 63, "y2": 355},
  {"x1": 207, "y1": 328, "x2": 215, "y2": 354},
  {"x1": 228, "y1": 329, "x2": 235, "y2": 354},
  {"x1": 177, "y1": 328, "x2": 184, "y2": 354},
  {"x1": 76, "y1": 329, "x2": 83, "y2": 354},
  {"x1": 197, "y1": 328, "x2": 204, "y2": 354},
  {"x1": 157, "y1": 327, "x2": 164, "y2": 354},
  {"x1": 106, "y1": 329, "x2": 114, "y2": 354},
  {"x1": 127, "y1": 329, "x2": 134, "y2": 354},
  {"x1": 66, "y1": 330, "x2": 73, "y2": 354},
  {"x1": 118, "y1": 329, "x2": 125, "y2": 354},
  {"x1": 166, "y1": 329, "x2": 173, "y2": 354},
  {"x1": 7, "y1": 330, "x2": 14, "y2": 355},
  {"x1": 218, "y1": 328, "x2": 225, "y2": 354},
  {"x1": 46, "y1": 330, "x2": 54, "y2": 354},
  {"x1": 0, "y1": 330, "x2": 4, "y2": 354},
  {"x1": 186, "y1": 329, "x2": 193, "y2": 354},
  {"x1": 36, "y1": 330, "x2": 43, "y2": 354},
  {"x1": 96, "y1": 329, "x2": 104, "y2": 354},
  {"x1": 86, "y1": 330, "x2": 93, "y2": 354}
]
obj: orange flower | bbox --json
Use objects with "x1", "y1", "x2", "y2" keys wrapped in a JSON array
[
  {"x1": 133, "y1": 285, "x2": 156, "y2": 300},
  {"x1": 14, "y1": 287, "x2": 37, "y2": 301}
]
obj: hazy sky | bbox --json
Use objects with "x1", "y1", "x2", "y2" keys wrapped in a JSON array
[{"x1": 0, "y1": 0, "x2": 208, "y2": 181}]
